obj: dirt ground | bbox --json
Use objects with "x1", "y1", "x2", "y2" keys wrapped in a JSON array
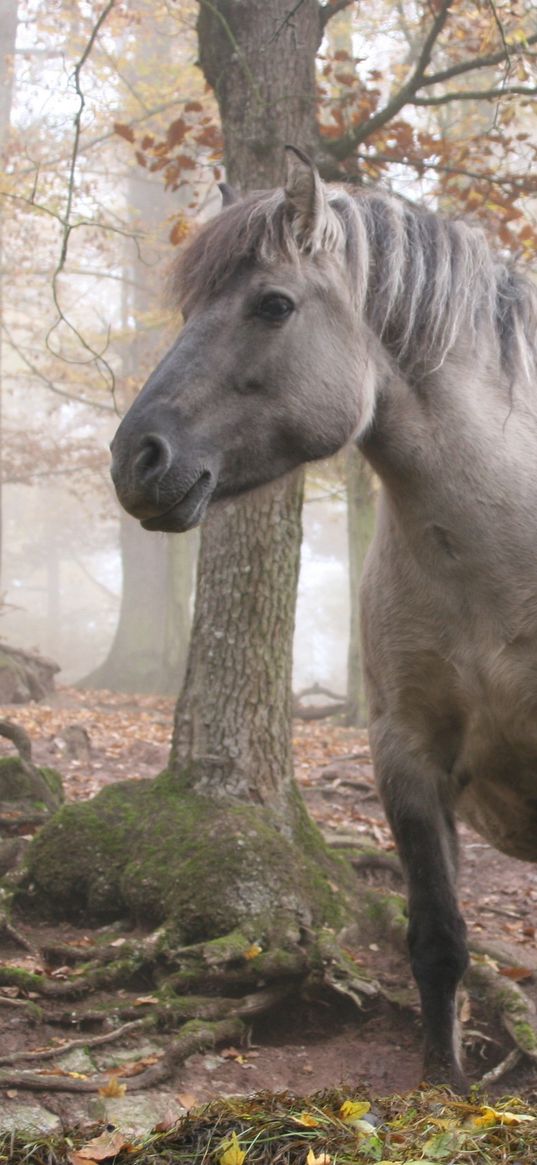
[{"x1": 1, "y1": 687, "x2": 537, "y2": 1132}]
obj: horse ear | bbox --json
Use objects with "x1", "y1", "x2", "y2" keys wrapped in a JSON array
[
  {"x1": 284, "y1": 145, "x2": 339, "y2": 252},
  {"x1": 218, "y1": 182, "x2": 239, "y2": 208}
]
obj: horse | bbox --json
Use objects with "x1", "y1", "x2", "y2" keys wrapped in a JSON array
[{"x1": 110, "y1": 146, "x2": 537, "y2": 1090}]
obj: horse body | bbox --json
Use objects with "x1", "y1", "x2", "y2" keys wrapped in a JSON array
[{"x1": 111, "y1": 148, "x2": 537, "y2": 1089}]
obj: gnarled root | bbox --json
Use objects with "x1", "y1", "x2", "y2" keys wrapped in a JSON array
[
  {"x1": 466, "y1": 953, "x2": 537, "y2": 1080},
  {"x1": 0, "y1": 922, "x2": 380, "y2": 1091}
]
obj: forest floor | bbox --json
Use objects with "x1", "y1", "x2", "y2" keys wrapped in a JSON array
[{"x1": 1, "y1": 686, "x2": 537, "y2": 1136}]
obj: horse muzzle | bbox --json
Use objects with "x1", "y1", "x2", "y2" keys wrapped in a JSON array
[{"x1": 110, "y1": 429, "x2": 219, "y2": 533}]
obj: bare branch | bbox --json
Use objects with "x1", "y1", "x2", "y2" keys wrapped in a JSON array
[
  {"x1": 355, "y1": 150, "x2": 536, "y2": 192},
  {"x1": 421, "y1": 31, "x2": 537, "y2": 89},
  {"x1": 1, "y1": 323, "x2": 115, "y2": 414},
  {"x1": 323, "y1": 0, "x2": 454, "y2": 159},
  {"x1": 47, "y1": 0, "x2": 118, "y2": 402},
  {"x1": 320, "y1": 0, "x2": 356, "y2": 29},
  {"x1": 412, "y1": 84, "x2": 537, "y2": 106}
]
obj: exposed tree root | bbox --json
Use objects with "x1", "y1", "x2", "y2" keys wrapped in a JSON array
[
  {"x1": 479, "y1": 1047, "x2": 524, "y2": 1087},
  {"x1": 0, "y1": 911, "x2": 40, "y2": 958},
  {"x1": 0, "y1": 1017, "x2": 151, "y2": 1067},
  {"x1": 466, "y1": 955, "x2": 537, "y2": 1064}
]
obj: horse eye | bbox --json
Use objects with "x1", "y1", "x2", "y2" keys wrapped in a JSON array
[{"x1": 256, "y1": 294, "x2": 294, "y2": 322}]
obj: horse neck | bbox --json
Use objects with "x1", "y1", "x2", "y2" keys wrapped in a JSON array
[{"x1": 350, "y1": 191, "x2": 499, "y2": 380}]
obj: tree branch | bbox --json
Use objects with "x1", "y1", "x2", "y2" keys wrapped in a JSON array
[
  {"x1": 320, "y1": 0, "x2": 356, "y2": 29},
  {"x1": 412, "y1": 83, "x2": 537, "y2": 106},
  {"x1": 355, "y1": 150, "x2": 536, "y2": 192},
  {"x1": 421, "y1": 30, "x2": 537, "y2": 88},
  {"x1": 323, "y1": 0, "x2": 454, "y2": 158}
]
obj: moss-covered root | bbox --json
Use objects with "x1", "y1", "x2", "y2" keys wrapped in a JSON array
[
  {"x1": 314, "y1": 928, "x2": 379, "y2": 1007},
  {"x1": 466, "y1": 955, "x2": 537, "y2": 1072}
]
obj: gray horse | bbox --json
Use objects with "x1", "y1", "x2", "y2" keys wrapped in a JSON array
[{"x1": 111, "y1": 147, "x2": 537, "y2": 1090}]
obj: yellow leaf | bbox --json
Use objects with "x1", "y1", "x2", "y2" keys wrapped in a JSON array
[
  {"x1": 340, "y1": 1099, "x2": 371, "y2": 1124},
  {"x1": 306, "y1": 1151, "x2": 331, "y2": 1165},
  {"x1": 219, "y1": 1131, "x2": 247, "y2": 1165},
  {"x1": 470, "y1": 1106, "x2": 535, "y2": 1128},
  {"x1": 98, "y1": 1076, "x2": 127, "y2": 1098},
  {"x1": 243, "y1": 944, "x2": 262, "y2": 960},
  {"x1": 291, "y1": 1112, "x2": 320, "y2": 1128}
]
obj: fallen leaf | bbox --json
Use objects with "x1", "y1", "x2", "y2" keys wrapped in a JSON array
[
  {"x1": 98, "y1": 1076, "x2": 127, "y2": 1098},
  {"x1": 243, "y1": 944, "x2": 262, "y2": 960},
  {"x1": 177, "y1": 1090, "x2": 199, "y2": 1109},
  {"x1": 340, "y1": 1099, "x2": 371, "y2": 1124},
  {"x1": 306, "y1": 1151, "x2": 331, "y2": 1165},
  {"x1": 73, "y1": 1129, "x2": 132, "y2": 1161},
  {"x1": 107, "y1": 1054, "x2": 159, "y2": 1078},
  {"x1": 291, "y1": 1112, "x2": 320, "y2": 1128},
  {"x1": 499, "y1": 965, "x2": 533, "y2": 981},
  {"x1": 218, "y1": 1130, "x2": 246, "y2": 1165}
]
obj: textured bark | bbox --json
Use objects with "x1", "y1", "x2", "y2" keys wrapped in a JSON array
[
  {"x1": 345, "y1": 446, "x2": 375, "y2": 727},
  {"x1": 197, "y1": 0, "x2": 321, "y2": 189},
  {"x1": 172, "y1": 475, "x2": 303, "y2": 820}
]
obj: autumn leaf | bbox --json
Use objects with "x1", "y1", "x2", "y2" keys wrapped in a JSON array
[
  {"x1": 499, "y1": 965, "x2": 533, "y2": 982},
  {"x1": 243, "y1": 944, "x2": 262, "y2": 960},
  {"x1": 339, "y1": 1099, "x2": 371, "y2": 1124},
  {"x1": 166, "y1": 117, "x2": 188, "y2": 149},
  {"x1": 306, "y1": 1151, "x2": 331, "y2": 1165},
  {"x1": 291, "y1": 1112, "x2": 320, "y2": 1128},
  {"x1": 468, "y1": 1105, "x2": 536, "y2": 1128},
  {"x1": 71, "y1": 1129, "x2": 132, "y2": 1161},
  {"x1": 98, "y1": 1075, "x2": 127, "y2": 1097},
  {"x1": 169, "y1": 217, "x2": 191, "y2": 246},
  {"x1": 113, "y1": 122, "x2": 135, "y2": 143},
  {"x1": 218, "y1": 1130, "x2": 247, "y2": 1165}
]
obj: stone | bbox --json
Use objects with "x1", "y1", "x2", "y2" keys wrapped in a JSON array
[
  {"x1": 88, "y1": 1091, "x2": 185, "y2": 1135},
  {"x1": 0, "y1": 1098, "x2": 61, "y2": 1133}
]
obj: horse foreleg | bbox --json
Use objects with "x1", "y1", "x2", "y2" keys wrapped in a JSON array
[{"x1": 371, "y1": 725, "x2": 469, "y2": 1090}]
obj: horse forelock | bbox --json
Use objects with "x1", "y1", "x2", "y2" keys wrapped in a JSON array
[{"x1": 170, "y1": 182, "x2": 537, "y2": 384}]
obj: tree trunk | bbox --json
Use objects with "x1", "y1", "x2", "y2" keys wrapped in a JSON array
[
  {"x1": 345, "y1": 445, "x2": 375, "y2": 727},
  {"x1": 171, "y1": 0, "x2": 322, "y2": 813},
  {"x1": 0, "y1": 0, "x2": 19, "y2": 582}
]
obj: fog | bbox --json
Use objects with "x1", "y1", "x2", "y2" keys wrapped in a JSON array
[{"x1": 1, "y1": 475, "x2": 351, "y2": 696}]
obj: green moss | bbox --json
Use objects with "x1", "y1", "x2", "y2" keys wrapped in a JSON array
[
  {"x1": 0, "y1": 756, "x2": 63, "y2": 810},
  {"x1": 16, "y1": 769, "x2": 356, "y2": 941},
  {"x1": 512, "y1": 1021, "x2": 537, "y2": 1053}
]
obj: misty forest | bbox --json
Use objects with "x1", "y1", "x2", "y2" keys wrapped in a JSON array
[{"x1": 3, "y1": 0, "x2": 537, "y2": 1159}]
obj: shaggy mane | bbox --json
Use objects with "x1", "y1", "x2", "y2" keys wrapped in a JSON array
[{"x1": 170, "y1": 184, "x2": 537, "y2": 381}]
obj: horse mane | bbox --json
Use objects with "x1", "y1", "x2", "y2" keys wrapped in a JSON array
[{"x1": 171, "y1": 184, "x2": 537, "y2": 382}]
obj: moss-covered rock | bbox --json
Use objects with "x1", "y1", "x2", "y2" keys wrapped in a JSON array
[
  {"x1": 15, "y1": 769, "x2": 356, "y2": 941},
  {"x1": 0, "y1": 756, "x2": 64, "y2": 812}
]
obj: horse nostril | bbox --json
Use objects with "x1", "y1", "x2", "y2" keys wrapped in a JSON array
[{"x1": 135, "y1": 434, "x2": 173, "y2": 483}]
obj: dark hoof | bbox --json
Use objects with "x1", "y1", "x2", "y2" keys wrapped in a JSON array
[{"x1": 421, "y1": 1060, "x2": 469, "y2": 1094}]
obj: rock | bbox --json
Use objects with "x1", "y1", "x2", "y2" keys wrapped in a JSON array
[
  {"x1": 56, "y1": 1047, "x2": 95, "y2": 1075},
  {"x1": 0, "y1": 1098, "x2": 61, "y2": 1133},
  {"x1": 88, "y1": 1091, "x2": 185, "y2": 1134},
  {"x1": 0, "y1": 644, "x2": 59, "y2": 704}
]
